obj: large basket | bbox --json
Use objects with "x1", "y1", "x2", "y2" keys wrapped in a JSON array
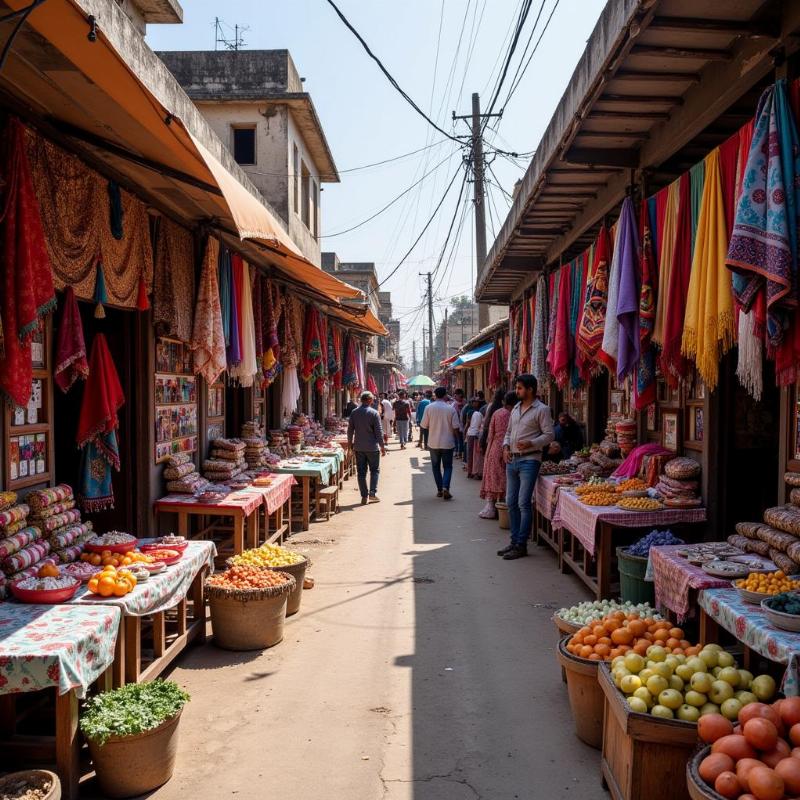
[
  {"x1": 686, "y1": 746, "x2": 725, "y2": 800},
  {"x1": 556, "y1": 636, "x2": 604, "y2": 749},
  {"x1": 207, "y1": 574, "x2": 295, "y2": 650},
  {"x1": 263, "y1": 558, "x2": 308, "y2": 616}
]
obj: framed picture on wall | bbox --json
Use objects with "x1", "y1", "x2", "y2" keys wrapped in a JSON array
[
  {"x1": 662, "y1": 411, "x2": 680, "y2": 452},
  {"x1": 610, "y1": 389, "x2": 624, "y2": 416},
  {"x1": 646, "y1": 404, "x2": 657, "y2": 432}
]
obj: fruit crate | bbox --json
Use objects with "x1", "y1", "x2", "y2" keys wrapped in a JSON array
[{"x1": 598, "y1": 662, "x2": 697, "y2": 800}]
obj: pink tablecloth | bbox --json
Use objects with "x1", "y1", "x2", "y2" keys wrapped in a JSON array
[
  {"x1": 552, "y1": 490, "x2": 707, "y2": 556},
  {"x1": 650, "y1": 544, "x2": 730, "y2": 622},
  {"x1": 256, "y1": 474, "x2": 296, "y2": 514},
  {"x1": 534, "y1": 476, "x2": 562, "y2": 521},
  {"x1": 155, "y1": 477, "x2": 296, "y2": 517}
]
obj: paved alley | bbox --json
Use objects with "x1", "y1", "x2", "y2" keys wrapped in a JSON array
[{"x1": 149, "y1": 443, "x2": 606, "y2": 800}]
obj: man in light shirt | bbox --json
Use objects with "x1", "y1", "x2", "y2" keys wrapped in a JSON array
[
  {"x1": 380, "y1": 393, "x2": 394, "y2": 445},
  {"x1": 420, "y1": 386, "x2": 461, "y2": 500},
  {"x1": 499, "y1": 374, "x2": 554, "y2": 560}
]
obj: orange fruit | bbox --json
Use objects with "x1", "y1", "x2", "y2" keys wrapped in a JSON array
[
  {"x1": 90, "y1": 554, "x2": 102, "y2": 566},
  {"x1": 87, "y1": 578, "x2": 99, "y2": 594},
  {"x1": 112, "y1": 580, "x2": 129, "y2": 597},
  {"x1": 98, "y1": 576, "x2": 116, "y2": 597}
]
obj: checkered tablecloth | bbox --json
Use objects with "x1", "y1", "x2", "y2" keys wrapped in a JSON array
[
  {"x1": 534, "y1": 476, "x2": 562, "y2": 521},
  {"x1": 551, "y1": 490, "x2": 707, "y2": 556},
  {"x1": 650, "y1": 545, "x2": 730, "y2": 622}
]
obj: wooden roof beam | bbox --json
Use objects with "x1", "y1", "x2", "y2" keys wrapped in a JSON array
[
  {"x1": 630, "y1": 45, "x2": 733, "y2": 61},
  {"x1": 612, "y1": 69, "x2": 700, "y2": 83},
  {"x1": 588, "y1": 109, "x2": 670, "y2": 120},
  {"x1": 599, "y1": 93, "x2": 684, "y2": 104},
  {"x1": 564, "y1": 147, "x2": 640, "y2": 168},
  {"x1": 647, "y1": 16, "x2": 778, "y2": 38},
  {"x1": 575, "y1": 130, "x2": 649, "y2": 141}
]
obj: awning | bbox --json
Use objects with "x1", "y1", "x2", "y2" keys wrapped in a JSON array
[
  {"x1": 327, "y1": 305, "x2": 388, "y2": 337},
  {"x1": 453, "y1": 342, "x2": 494, "y2": 368}
]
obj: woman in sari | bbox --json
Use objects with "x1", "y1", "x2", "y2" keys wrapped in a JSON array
[{"x1": 479, "y1": 391, "x2": 516, "y2": 519}]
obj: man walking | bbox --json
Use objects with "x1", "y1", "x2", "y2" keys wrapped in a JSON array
[
  {"x1": 416, "y1": 389, "x2": 432, "y2": 449},
  {"x1": 379, "y1": 393, "x2": 394, "y2": 445},
  {"x1": 499, "y1": 374, "x2": 554, "y2": 560},
  {"x1": 393, "y1": 391, "x2": 412, "y2": 449},
  {"x1": 420, "y1": 386, "x2": 461, "y2": 500},
  {"x1": 347, "y1": 391, "x2": 386, "y2": 504}
]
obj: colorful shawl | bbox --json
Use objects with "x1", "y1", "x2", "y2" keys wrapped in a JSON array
[
  {"x1": 301, "y1": 305, "x2": 324, "y2": 383},
  {"x1": 54, "y1": 286, "x2": 89, "y2": 393},
  {"x1": 488, "y1": 338, "x2": 501, "y2": 389},
  {"x1": 615, "y1": 197, "x2": 642, "y2": 381},
  {"x1": 728, "y1": 80, "x2": 800, "y2": 347},
  {"x1": 252, "y1": 272, "x2": 263, "y2": 362},
  {"x1": 343, "y1": 336, "x2": 358, "y2": 388},
  {"x1": 653, "y1": 181, "x2": 680, "y2": 345},
  {"x1": 577, "y1": 226, "x2": 611, "y2": 368},
  {"x1": 227, "y1": 253, "x2": 243, "y2": 367},
  {"x1": 0, "y1": 119, "x2": 56, "y2": 407},
  {"x1": 317, "y1": 313, "x2": 329, "y2": 391},
  {"x1": 518, "y1": 295, "x2": 530, "y2": 372},
  {"x1": 545, "y1": 270, "x2": 560, "y2": 379},
  {"x1": 551, "y1": 264, "x2": 572, "y2": 388},
  {"x1": 281, "y1": 366, "x2": 301, "y2": 416},
  {"x1": 153, "y1": 217, "x2": 194, "y2": 342},
  {"x1": 599, "y1": 220, "x2": 623, "y2": 373},
  {"x1": 570, "y1": 254, "x2": 587, "y2": 388},
  {"x1": 635, "y1": 198, "x2": 658, "y2": 410},
  {"x1": 682, "y1": 148, "x2": 735, "y2": 392},
  {"x1": 77, "y1": 334, "x2": 124, "y2": 512},
  {"x1": 262, "y1": 279, "x2": 282, "y2": 384},
  {"x1": 218, "y1": 244, "x2": 231, "y2": 347},
  {"x1": 229, "y1": 261, "x2": 259, "y2": 387},
  {"x1": 190, "y1": 237, "x2": 226, "y2": 385}
]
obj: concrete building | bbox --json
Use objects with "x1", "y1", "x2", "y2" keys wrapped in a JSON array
[
  {"x1": 157, "y1": 49, "x2": 339, "y2": 265},
  {"x1": 119, "y1": 0, "x2": 183, "y2": 33}
]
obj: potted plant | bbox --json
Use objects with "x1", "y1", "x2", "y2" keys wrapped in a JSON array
[{"x1": 80, "y1": 679, "x2": 189, "y2": 798}]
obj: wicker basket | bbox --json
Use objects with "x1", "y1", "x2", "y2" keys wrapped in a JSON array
[
  {"x1": 207, "y1": 573, "x2": 295, "y2": 650},
  {"x1": 686, "y1": 746, "x2": 726, "y2": 800},
  {"x1": 0, "y1": 770, "x2": 60, "y2": 800},
  {"x1": 263, "y1": 558, "x2": 308, "y2": 616}
]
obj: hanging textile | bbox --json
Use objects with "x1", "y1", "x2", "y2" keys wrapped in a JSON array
[
  {"x1": 332, "y1": 327, "x2": 343, "y2": 390},
  {"x1": 531, "y1": 274, "x2": 550, "y2": 383},
  {"x1": 76, "y1": 334, "x2": 124, "y2": 512},
  {"x1": 301, "y1": 305, "x2": 324, "y2": 383},
  {"x1": 327, "y1": 325, "x2": 341, "y2": 388},
  {"x1": 317, "y1": 313, "x2": 329, "y2": 391},
  {"x1": 576, "y1": 225, "x2": 611, "y2": 368},
  {"x1": 519, "y1": 297, "x2": 531, "y2": 373},
  {"x1": 218, "y1": 245, "x2": 231, "y2": 347},
  {"x1": 153, "y1": 217, "x2": 195, "y2": 341},
  {"x1": 599, "y1": 220, "x2": 624, "y2": 373},
  {"x1": 545, "y1": 270, "x2": 560, "y2": 380},
  {"x1": 343, "y1": 336, "x2": 358, "y2": 388},
  {"x1": 27, "y1": 133, "x2": 153, "y2": 309},
  {"x1": 681, "y1": 149, "x2": 735, "y2": 392},
  {"x1": 635, "y1": 199, "x2": 657, "y2": 410},
  {"x1": 718, "y1": 131, "x2": 741, "y2": 235},
  {"x1": 653, "y1": 182, "x2": 680, "y2": 345},
  {"x1": 227, "y1": 253, "x2": 243, "y2": 367},
  {"x1": 190, "y1": 237, "x2": 226, "y2": 385},
  {"x1": 252, "y1": 272, "x2": 263, "y2": 363},
  {"x1": 488, "y1": 338, "x2": 501, "y2": 389},
  {"x1": 616, "y1": 197, "x2": 642, "y2": 381},
  {"x1": 550, "y1": 264, "x2": 572, "y2": 388},
  {"x1": 281, "y1": 295, "x2": 302, "y2": 369},
  {"x1": 689, "y1": 160, "x2": 705, "y2": 255},
  {"x1": 728, "y1": 80, "x2": 800, "y2": 348},
  {"x1": 570, "y1": 255, "x2": 586, "y2": 388},
  {"x1": 229, "y1": 262, "x2": 259, "y2": 387},
  {"x1": 0, "y1": 119, "x2": 57, "y2": 407},
  {"x1": 54, "y1": 287, "x2": 88, "y2": 393},
  {"x1": 281, "y1": 367, "x2": 301, "y2": 416},
  {"x1": 262, "y1": 279, "x2": 282, "y2": 384}
]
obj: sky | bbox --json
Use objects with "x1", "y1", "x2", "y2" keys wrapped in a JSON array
[{"x1": 146, "y1": 0, "x2": 606, "y2": 369}]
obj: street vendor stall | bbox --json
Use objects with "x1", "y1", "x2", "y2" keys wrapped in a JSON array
[
  {"x1": 534, "y1": 475, "x2": 567, "y2": 556},
  {"x1": 272, "y1": 457, "x2": 335, "y2": 531}
]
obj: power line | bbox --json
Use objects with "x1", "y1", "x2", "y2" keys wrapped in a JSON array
[
  {"x1": 500, "y1": 0, "x2": 548, "y2": 109},
  {"x1": 338, "y1": 139, "x2": 450, "y2": 173}
]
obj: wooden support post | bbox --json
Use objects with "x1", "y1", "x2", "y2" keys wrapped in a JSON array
[
  {"x1": 153, "y1": 611, "x2": 166, "y2": 659},
  {"x1": 55, "y1": 690, "x2": 79, "y2": 800},
  {"x1": 124, "y1": 617, "x2": 142, "y2": 684}
]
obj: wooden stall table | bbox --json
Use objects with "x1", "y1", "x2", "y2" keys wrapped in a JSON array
[
  {"x1": 551, "y1": 490, "x2": 706, "y2": 600},
  {"x1": 70, "y1": 540, "x2": 215, "y2": 686},
  {"x1": 698, "y1": 587, "x2": 800, "y2": 694},
  {"x1": 333, "y1": 436, "x2": 353, "y2": 478},
  {"x1": 533, "y1": 475, "x2": 568, "y2": 556},
  {"x1": 254, "y1": 474, "x2": 296, "y2": 545},
  {"x1": 303, "y1": 446, "x2": 345, "y2": 491},
  {"x1": 272, "y1": 458, "x2": 335, "y2": 531},
  {"x1": 0, "y1": 603, "x2": 121, "y2": 800},
  {"x1": 649, "y1": 544, "x2": 732, "y2": 622}
]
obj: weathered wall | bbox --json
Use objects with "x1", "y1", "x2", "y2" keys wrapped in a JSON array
[{"x1": 287, "y1": 111, "x2": 321, "y2": 265}]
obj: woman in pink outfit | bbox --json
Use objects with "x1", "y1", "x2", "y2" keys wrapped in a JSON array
[{"x1": 479, "y1": 391, "x2": 516, "y2": 518}]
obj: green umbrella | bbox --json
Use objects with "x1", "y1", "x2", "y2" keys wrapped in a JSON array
[{"x1": 407, "y1": 374, "x2": 436, "y2": 387}]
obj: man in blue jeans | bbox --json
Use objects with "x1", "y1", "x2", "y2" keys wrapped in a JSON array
[
  {"x1": 347, "y1": 391, "x2": 386, "y2": 504},
  {"x1": 420, "y1": 386, "x2": 461, "y2": 500},
  {"x1": 499, "y1": 374, "x2": 554, "y2": 560}
]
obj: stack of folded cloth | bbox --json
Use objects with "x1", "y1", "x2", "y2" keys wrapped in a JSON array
[
  {"x1": 243, "y1": 438, "x2": 268, "y2": 469},
  {"x1": 655, "y1": 458, "x2": 702, "y2": 508},
  {"x1": 286, "y1": 426, "x2": 304, "y2": 452},
  {"x1": 163, "y1": 452, "x2": 208, "y2": 494},
  {"x1": 203, "y1": 439, "x2": 247, "y2": 483},
  {"x1": 26, "y1": 484, "x2": 95, "y2": 565},
  {"x1": 615, "y1": 419, "x2": 637, "y2": 457},
  {"x1": 242, "y1": 421, "x2": 264, "y2": 440}
]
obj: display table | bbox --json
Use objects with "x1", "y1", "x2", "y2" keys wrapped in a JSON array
[
  {"x1": 698, "y1": 587, "x2": 800, "y2": 695},
  {"x1": 649, "y1": 545, "x2": 730, "y2": 622},
  {"x1": 534, "y1": 476, "x2": 565, "y2": 555},
  {"x1": 272, "y1": 459, "x2": 334, "y2": 531},
  {"x1": 552, "y1": 490, "x2": 707, "y2": 599},
  {"x1": 302, "y1": 447, "x2": 345, "y2": 490},
  {"x1": 0, "y1": 603, "x2": 121, "y2": 800},
  {"x1": 70, "y1": 540, "x2": 215, "y2": 686}
]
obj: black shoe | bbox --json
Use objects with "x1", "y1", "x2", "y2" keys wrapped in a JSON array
[
  {"x1": 361, "y1": 497, "x2": 368, "y2": 505},
  {"x1": 442, "y1": 489, "x2": 452, "y2": 500},
  {"x1": 497, "y1": 544, "x2": 515, "y2": 556},
  {"x1": 437, "y1": 490, "x2": 443, "y2": 497},
  {"x1": 503, "y1": 546, "x2": 528, "y2": 560}
]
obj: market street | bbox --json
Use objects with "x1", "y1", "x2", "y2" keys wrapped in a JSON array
[{"x1": 145, "y1": 444, "x2": 604, "y2": 800}]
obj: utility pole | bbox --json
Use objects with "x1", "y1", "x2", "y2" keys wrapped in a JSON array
[
  {"x1": 422, "y1": 328, "x2": 427, "y2": 374},
  {"x1": 453, "y1": 93, "x2": 502, "y2": 330},
  {"x1": 443, "y1": 308, "x2": 449, "y2": 360},
  {"x1": 420, "y1": 271, "x2": 434, "y2": 377},
  {"x1": 412, "y1": 340, "x2": 417, "y2": 376}
]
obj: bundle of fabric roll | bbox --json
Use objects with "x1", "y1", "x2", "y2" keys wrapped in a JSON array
[
  {"x1": 615, "y1": 419, "x2": 637, "y2": 457},
  {"x1": 203, "y1": 439, "x2": 247, "y2": 483},
  {"x1": 242, "y1": 421, "x2": 264, "y2": 440},
  {"x1": 164, "y1": 452, "x2": 208, "y2": 494},
  {"x1": 243, "y1": 438, "x2": 268, "y2": 469},
  {"x1": 26, "y1": 484, "x2": 95, "y2": 565},
  {"x1": 655, "y1": 458, "x2": 702, "y2": 508},
  {"x1": 285, "y1": 425, "x2": 304, "y2": 451}
]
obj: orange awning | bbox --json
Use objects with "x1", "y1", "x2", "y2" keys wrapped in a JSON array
[{"x1": 327, "y1": 305, "x2": 388, "y2": 337}]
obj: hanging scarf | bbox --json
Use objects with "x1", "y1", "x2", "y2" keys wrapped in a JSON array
[
  {"x1": 227, "y1": 253, "x2": 243, "y2": 367},
  {"x1": 530, "y1": 274, "x2": 549, "y2": 383},
  {"x1": 317, "y1": 313, "x2": 329, "y2": 391},
  {"x1": 728, "y1": 80, "x2": 800, "y2": 348},
  {"x1": 252, "y1": 272, "x2": 263, "y2": 363},
  {"x1": 0, "y1": 119, "x2": 56, "y2": 407},
  {"x1": 343, "y1": 336, "x2": 358, "y2": 387},
  {"x1": 599, "y1": 220, "x2": 624, "y2": 373},
  {"x1": 301, "y1": 306, "x2": 324, "y2": 383},
  {"x1": 153, "y1": 217, "x2": 194, "y2": 342},
  {"x1": 615, "y1": 197, "x2": 642, "y2": 381},
  {"x1": 218, "y1": 245, "x2": 231, "y2": 347},
  {"x1": 77, "y1": 334, "x2": 124, "y2": 512},
  {"x1": 690, "y1": 160, "x2": 705, "y2": 255},
  {"x1": 653, "y1": 182, "x2": 680, "y2": 345},
  {"x1": 681, "y1": 148, "x2": 735, "y2": 392},
  {"x1": 332, "y1": 327, "x2": 343, "y2": 390},
  {"x1": 54, "y1": 287, "x2": 89, "y2": 393},
  {"x1": 635, "y1": 199, "x2": 657, "y2": 410},
  {"x1": 229, "y1": 262, "x2": 259, "y2": 387},
  {"x1": 570, "y1": 255, "x2": 586, "y2": 388},
  {"x1": 190, "y1": 237, "x2": 226, "y2": 385},
  {"x1": 262, "y1": 279, "x2": 282, "y2": 384},
  {"x1": 576, "y1": 225, "x2": 611, "y2": 368},
  {"x1": 551, "y1": 264, "x2": 572, "y2": 388},
  {"x1": 488, "y1": 338, "x2": 501, "y2": 388},
  {"x1": 281, "y1": 366, "x2": 301, "y2": 416},
  {"x1": 518, "y1": 297, "x2": 530, "y2": 372},
  {"x1": 719, "y1": 131, "x2": 741, "y2": 236}
]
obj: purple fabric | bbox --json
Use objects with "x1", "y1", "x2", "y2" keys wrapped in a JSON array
[{"x1": 615, "y1": 197, "x2": 642, "y2": 380}]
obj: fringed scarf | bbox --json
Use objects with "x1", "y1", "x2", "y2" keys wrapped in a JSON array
[
  {"x1": 551, "y1": 263, "x2": 572, "y2": 388},
  {"x1": 343, "y1": 335, "x2": 358, "y2": 388},
  {"x1": 262, "y1": 279, "x2": 282, "y2": 385},
  {"x1": 218, "y1": 245, "x2": 231, "y2": 347},
  {"x1": 576, "y1": 225, "x2": 611, "y2": 368},
  {"x1": 54, "y1": 286, "x2": 88, "y2": 393},
  {"x1": 569, "y1": 255, "x2": 586, "y2": 389},
  {"x1": 488, "y1": 338, "x2": 501, "y2": 389},
  {"x1": 518, "y1": 295, "x2": 530, "y2": 372},
  {"x1": 681, "y1": 148, "x2": 735, "y2": 392},
  {"x1": 153, "y1": 217, "x2": 194, "y2": 342},
  {"x1": 653, "y1": 182, "x2": 680, "y2": 345},
  {"x1": 635, "y1": 199, "x2": 657, "y2": 410},
  {"x1": 190, "y1": 237, "x2": 226, "y2": 385},
  {"x1": 252, "y1": 272, "x2": 263, "y2": 363},
  {"x1": 77, "y1": 334, "x2": 124, "y2": 512},
  {"x1": 0, "y1": 119, "x2": 56, "y2": 407},
  {"x1": 616, "y1": 197, "x2": 642, "y2": 381},
  {"x1": 545, "y1": 270, "x2": 560, "y2": 379},
  {"x1": 228, "y1": 261, "x2": 259, "y2": 387},
  {"x1": 531, "y1": 274, "x2": 549, "y2": 383},
  {"x1": 599, "y1": 220, "x2": 624, "y2": 373},
  {"x1": 317, "y1": 313, "x2": 329, "y2": 391},
  {"x1": 301, "y1": 305, "x2": 324, "y2": 383},
  {"x1": 228, "y1": 253, "x2": 243, "y2": 367}
]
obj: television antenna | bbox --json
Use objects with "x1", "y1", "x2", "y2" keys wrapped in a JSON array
[{"x1": 214, "y1": 17, "x2": 249, "y2": 51}]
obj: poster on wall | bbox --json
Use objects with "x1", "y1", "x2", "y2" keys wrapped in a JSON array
[{"x1": 154, "y1": 338, "x2": 198, "y2": 464}]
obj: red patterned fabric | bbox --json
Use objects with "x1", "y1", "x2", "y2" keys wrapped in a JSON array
[
  {"x1": 54, "y1": 286, "x2": 89, "y2": 393},
  {"x1": 551, "y1": 264, "x2": 572, "y2": 388}
]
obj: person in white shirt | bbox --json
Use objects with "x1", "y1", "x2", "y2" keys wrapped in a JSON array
[
  {"x1": 420, "y1": 386, "x2": 461, "y2": 500},
  {"x1": 380, "y1": 393, "x2": 394, "y2": 445}
]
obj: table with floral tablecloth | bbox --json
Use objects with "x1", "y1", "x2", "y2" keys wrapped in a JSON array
[
  {"x1": 698, "y1": 587, "x2": 800, "y2": 695},
  {"x1": 649, "y1": 545, "x2": 730, "y2": 622},
  {"x1": 0, "y1": 603, "x2": 120, "y2": 697}
]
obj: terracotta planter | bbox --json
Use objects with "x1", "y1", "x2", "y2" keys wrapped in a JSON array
[
  {"x1": 88, "y1": 711, "x2": 182, "y2": 798},
  {"x1": 0, "y1": 770, "x2": 60, "y2": 800},
  {"x1": 556, "y1": 636, "x2": 604, "y2": 749},
  {"x1": 496, "y1": 502, "x2": 510, "y2": 530}
]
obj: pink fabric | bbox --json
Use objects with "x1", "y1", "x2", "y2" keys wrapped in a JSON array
[
  {"x1": 480, "y1": 407, "x2": 510, "y2": 501},
  {"x1": 156, "y1": 478, "x2": 296, "y2": 517},
  {"x1": 612, "y1": 443, "x2": 672, "y2": 479}
]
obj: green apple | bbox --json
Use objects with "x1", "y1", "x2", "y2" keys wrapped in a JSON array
[
  {"x1": 709, "y1": 681, "x2": 735, "y2": 705},
  {"x1": 634, "y1": 687, "x2": 654, "y2": 708},
  {"x1": 712, "y1": 667, "x2": 723, "y2": 679},
  {"x1": 751, "y1": 674, "x2": 776, "y2": 701},
  {"x1": 624, "y1": 653, "x2": 645, "y2": 674},
  {"x1": 628, "y1": 696, "x2": 649, "y2": 714},
  {"x1": 685, "y1": 690, "x2": 708, "y2": 708},
  {"x1": 677, "y1": 704, "x2": 701, "y2": 722},
  {"x1": 717, "y1": 651, "x2": 735, "y2": 668},
  {"x1": 700, "y1": 703, "x2": 721, "y2": 716},
  {"x1": 651, "y1": 704, "x2": 674, "y2": 719},
  {"x1": 676, "y1": 664, "x2": 694, "y2": 682},
  {"x1": 669, "y1": 675, "x2": 684, "y2": 692},
  {"x1": 717, "y1": 667, "x2": 741, "y2": 687},
  {"x1": 620, "y1": 674, "x2": 642, "y2": 695},
  {"x1": 659, "y1": 689, "x2": 684, "y2": 710},
  {"x1": 647, "y1": 645, "x2": 667, "y2": 663},
  {"x1": 674, "y1": 654, "x2": 687, "y2": 664},
  {"x1": 646, "y1": 675, "x2": 669, "y2": 696},
  {"x1": 690, "y1": 672, "x2": 713, "y2": 694},
  {"x1": 735, "y1": 690, "x2": 757, "y2": 706},
  {"x1": 686, "y1": 657, "x2": 707, "y2": 674},
  {"x1": 738, "y1": 670, "x2": 754, "y2": 689},
  {"x1": 720, "y1": 698, "x2": 743, "y2": 721},
  {"x1": 700, "y1": 649, "x2": 719, "y2": 669},
  {"x1": 653, "y1": 662, "x2": 673, "y2": 679}
]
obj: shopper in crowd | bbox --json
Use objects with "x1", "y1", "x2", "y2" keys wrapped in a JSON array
[
  {"x1": 476, "y1": 389, "x2": 487, "y2": 414},
  {"x1": 379, "y1": 392, "x2": 394, "y2": 444},
  {"x1": 393, "y1": 391, "x2": 412, "y2": 449},
  {"x1": 416, "y1": 389, "x2": 432, "y2": 449},
  {"x1": 452, "y1": 388, "x2": 466, "y2": 460},
  {"x1": 480, "y1": 389, "x2": 505, "y2": 454},
  {"x1": 466, "y1": 397, "x2": 484, "y2": 479},
  {"x1": 554, "y1": 411, "x2": 584, "y2": 459},
  {"x1": 499, "y1": 374, "x2": 554, "y2": 560},
  {"x1": 343, "y1": 397, "x2": 358, "y2": 418},
  {"x1": 420, "y1": 386, "x2": 461, "y2": 500},
  {"x1": 347, "y1": 391, "x2": 386, "y2": 504},
  {"x1": 460, "y1": 395, "x2": 476, "y2": 469},
  {"x1": 479, "y1": 391, "x2": 516, "y2": 519}
]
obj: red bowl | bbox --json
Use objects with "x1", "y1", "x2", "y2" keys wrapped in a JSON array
[
  {"x1": 11, "y1": 580, "x2": 80, "y2": 604},
  {"x1": 139, "y1": 549, "x2": 181, "y2": 566},
  {"x1": 141, "y1": 541, "x2": 189, "y2": 554},
  {"x1": 84, "y1": 540, "x2": 138, "y2": 554}
]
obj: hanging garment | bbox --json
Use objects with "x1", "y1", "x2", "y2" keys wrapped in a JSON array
[
  {"x1": 635, "y1": 199, "x2": 657, "y2": 410},
  {"x1": 343, "y1": 336, "x2": 358, "y2": 388},
  {"x1": 576, "y1": 225, "x2": 611, "y2": 367},
  {"x1": 545, "y1": 270, "x2": 560, "y2": 378},
  {"x1": 76, "y1": 334, "x2": 124, "y2": 512},
  {"x1": 54, "y1": 287, "x2": 89, "y2": 393},
  {"x1": 488, "y1": 339, "x2": 501, "y2": 389},
  {"x1": 301, "y1": 305, "x2": 324, "y2": 383},
  {"x1": 653, "y1": 181, "x2": 680, "y2": 345},
  {"x1": 682, "y1": 148, "x2": 735, "y2": 392},
  {"x1": 728, "y1": 80, "x2": 800, "y2": 346},
  {"x1": 281, "y1": 366, "x2": 301, "y2": 416},
  {"x1": 551, "y1": 264, "x2": 572, "y2": 389},
  {"x1": 615, "y1": 197, "x2": 642, "y2": 381},
  {"x1": 229, "y1": 262, "x2": 259, "y2": 387},
  {"x1": 262, "y1": 279, "x2": 282, "y2": 384},
  {"x1": 190, "y1": 237, "x2": 226, "y2": 385},
  {"x1": 153, "y1": 217, "x2": 195, "y2": 342},
  {"x1": 227, "y1": 253, "x2": 243, "y2": 367},
  {"x1": 570, "y1": 254, "x2": 587, "y2": 388},
  {"x1": 690, "y1": 160, "x2": 705, "y2": 256},
  {"x1": 252, "y1": 272, "x2": 263, "y2": 363},
  {"x1": 599, "y1": 219, "x2": 625, "y2": 373},
  {"x1": 218, "y1": 245, "x2": 231, "y2": 347}
]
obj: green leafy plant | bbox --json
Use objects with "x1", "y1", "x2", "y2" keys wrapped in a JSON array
[{"x1": 80, "y1": 679, "x2": 189, "y2": 745}]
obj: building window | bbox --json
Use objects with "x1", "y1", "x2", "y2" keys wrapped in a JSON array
[
  {"x1": 293, "y1": 144, "x2": 300, "y2": 213},
  {"x1": 232, "y1": 127, "x2": 256, "y2": 165},
  {"x1": 312, "y1": 178, "x2": 319, "y2": 239},
  {"x1": 301, "y1": 160, "x2": 310, "y2": 228}
]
